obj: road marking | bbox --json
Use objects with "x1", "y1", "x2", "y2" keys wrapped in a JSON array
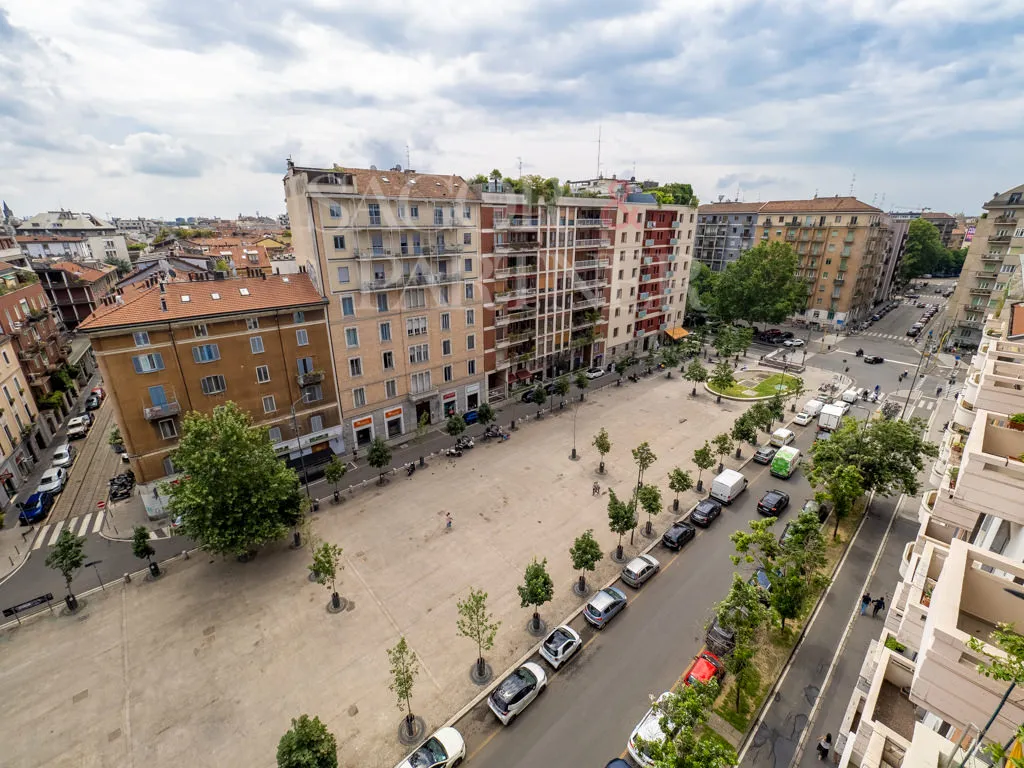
[
  {"x1": 92, "y1": 511, "x2": 105, "y2": 533},
  {"x1": 77, "y1": 513, "x2": 93, "y2": 534},
  {"x1": 47, "y1": 520, "x2": 65, "y2": 545},
  {"x1": 466, "y1": 729, "x2": 501, "y2": 762},
  {"x1": 148, "y1": 530, "x2": 159, "y2": 540},
  {"x1": 32, "y1": 524, "x2": 51, "y2": 550}
]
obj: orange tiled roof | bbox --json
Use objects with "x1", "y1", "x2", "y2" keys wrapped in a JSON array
[
  {"x1": 757, "y1": 196, "x2": 881, "y2": 214},
  {"x1": 296, "y1": 165, "x2": 479, "y2": 201},
  {"x1": 48, "y1": 260, "x2": 116, "y2": 283},
  {"x1": 79, "y1": 273, "x2": 325, "y2": 331},
  {"x1": 697, "y1": 202, "x2": 764, "y2": 214},
  {"x1": 204, "y1": 244, "x2": 271, "y2": 270}
]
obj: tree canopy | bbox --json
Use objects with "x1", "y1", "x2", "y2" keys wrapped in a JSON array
[
  {"x1": 900, "y1": 218, "x2": 946, "y2": 280},
  {"x1": 649, "y1": 182, "x2": 699, "y2": 207},
  {"x1": 711, "y1": 241, "x2": 807, "y2": 326},
  {"x1": 632, "y1": 680, "x2": 737, "y2": 768},
  {"x1": 276, "y1": 714, "x2": 338, "y2": 768}
]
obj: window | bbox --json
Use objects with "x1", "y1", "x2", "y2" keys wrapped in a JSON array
[
  {"x1": 250, "y1": 336, "x2": 265, "y2": 354},
  {"x1": 332, "y1": 235, "x2": 345, "y2": 250},
  {"x1": 463, "y1": 233, "x2": 472, "y2": 246},
  {"x1": 466, "y1": 334, "x2": 475, "y2": 350},
  {"x1": 296, "y1": 329, "x2": 309, "y2": 346},
  {"x1": 341, "y1": 296, "x2": 355, "y2": 316},
  {"x1": 409, "y1": 343, "x2": 429, "y2": 364},
  {"x1": 353, "y1": 387, "x2": 366, "y2": 407},
  {"x1": 379, "y1": 322, "x2": 392, "y2": 342},
  {"x1": 0, "y1": 350, "x2": 7, "y2": 365},
  {"x1": 310, "y1": 414, "x2": 324, "y2": 432},
  {"x1": 293, "y1": 310, "x2": 305, "y2": 324},
  {"x1": 439, "y1": 312, "x2": 450, "y2": 331},
  {"x1": 158, "y1": 419, "x2": 177, "y2": 439},
  {"x1": 385, "y1": 379, "x2": 397, "y2": 398},
  {"x1": 192, "y1": 344, "x2": 220, "y2": 364},
  {"x1": 618, "y1": 269, "x2": 624, "y2": 279},
  {"x1": 465, "y1": 309, "x2": 475, "y2": 325},
  {"x1": 133, "y1": 331, "x2": 150, "y2": 347},
  {"x1": 444, "y1": 365, "x2": 453, "y2": 382},
  {"x1": 303, "y1": 385, "x2": 324, "y2": 403},
  {"x1": 329, "y1": 203, "x2": 342, "y2": 218},
  {"x1": 256, "y1": 365, "x2": 270, "y2": 383},
  {"x1": 268, "y1": 427, "x2": 282, "y2": 443},
  {"x1": 464, "y1": 257, "x2": 472, "y2": 271},
  {"x1": 407, "y1": 316, "x2": 428, "y2": 336},
  {"x1": 467, "y1": 360, "x2": 476, "y2": 375},
  {"x1": 464, "y1": 204, "x2": 472, "y2": 220},
  {"x1": 368, "y1": 202, "x2": 381, "y2": 224},
  {"x1": 382, "y1": 351, "x2": 395, "y2": 370},
  {"x1": 438, "y1": 285, "x2": 449, "y2": 305},
  {"x1": 349, "y1": 358, "x2": 362, "y2": 377},
  {"x1": 410, "y1": 371, "x2": 431, "y2": 394},
  {"x1": 132, "y1": 353, "x2": 165, "y2": 373},
  {"x1": 405, "y1": 289, "x2": 425, "y2": 309},
  {"x1": 614, "y1": 307, "x2": 621, "y2": 317},
  {"x1": 345, "y1": 327, "x2": 359, "y2": 347},
  {"x1": 2, "y1": 385, "x2": 11, "y2": 404},
  {"x1": 262, "y1": 395, "x2": 277, "y2": 414},
  {"x1": 442, "y1": 339, "x2": 452, "y2": 356},
  {"x1": 850, "y1": 216, "x2": 858, "y2": 225},
  {"x1": 410, "y1": 204, "x2": 419, "y2": 218},
  {"x1": 464, "y1": 283, "x2": 474, "y2": 300},
  {"x1": 376, "y1": 294, "x2": 388, "y2": 312},
  {"x1": 337, "y1": 266, "x2": 350, "y2": 283},
  {"x1": 193, "y1": 324, "x2": 208, "y2": 337},
  {"x1": 613, "y1": 327, "x2": 619, "y2": 337},
  {"x1": 200, "y1": 374, "x2": 226, "y2": 395}
]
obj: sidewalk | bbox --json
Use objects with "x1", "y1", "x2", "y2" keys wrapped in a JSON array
[{"x1": 0, "y1": 525, "x2": 37, "y2": 585}]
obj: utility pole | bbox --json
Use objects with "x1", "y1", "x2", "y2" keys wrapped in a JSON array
[{"x1": 596, "y1": 124, "x2": 602, "y2": 178}]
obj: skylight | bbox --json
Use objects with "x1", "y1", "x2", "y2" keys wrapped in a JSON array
[
  {"x1": 211, "y1": 293, "x2": 221, "y2": 300},
  {"x1": 239, "y1": 288, "x2": 250, "y2": 296},
  {"x1": 181, "y1": 295, "x2": 190, "y2": 303},
  {"x1": 282, "y1": 277, "x2": 290, "y2": 282}
]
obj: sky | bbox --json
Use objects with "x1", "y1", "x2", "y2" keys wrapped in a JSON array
[{"x1": 2, "y1": 0, "x2": 1023, "y2": 220}]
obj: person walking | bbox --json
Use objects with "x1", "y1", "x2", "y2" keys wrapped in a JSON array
[
  {"x1": 860, "y1": 592, "x2": 872, "y2": 616},
  {"x1": 592, "y1": 481, "x2": 600, "y2": 496},
  {"x1": 445, "y1": 512, "x2": 452, "y2": 531},
  {"x1": 816, "y1": 732, "x2": 832, "y2": 761},
  {"x1": 872, "y1": 595, "x2": 886, "y2": 618}
]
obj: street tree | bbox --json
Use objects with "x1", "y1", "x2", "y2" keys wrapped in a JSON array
[
  {"x1": 711, "y1": 432, "x2": 733, "y2": 473},
  {"x1": 593, "y1": 427, "x2": 611, "y2": 473},
  {"x1": 632, "y1": 680, "x2": 737, "y2": 768},
  {"x1": 733, "y1": 326, "x2": 754, "y2": 358},
  {"x1": 414, "y1": 412, "x2": 430, "y2": 443},
  {"x1": 387, "y1": 637, "x2": 420, "y2": 739},
  {"x1": 323, "y1": 457, "x2": 347, "y2": 503},
  {"x1": 900, "y1": 218, "x2": 946, "y2": 280},
  {"x1": 683, "y1": 359, "x2": 708, "y2": 396},
  {"x1": 708, "y1": 360, "x2": 736, "y2": 403},
  {"x1": 659, "y1": 345, "x2": 680, "y2": 377},
  {"x1": 476, "y1": 403, "x2": 496, "y2": 430},
  {"x1": 456, "y1": 587, "x2": 501, "y2": 681},
  {"x1": 607, "y1": 489, "x2": 635, "y2": 561},
  {"x1": 631, "y1": 442, "x2": 657, "y2": 541},
  {"x1": 667, "y1": 467, "x2": 693, "y2": 511},
  {"x1": 276, "y1": 714, "x2": 338, "y2": 768},
  {"x1": 165, "y1": 402, "x2": 303, "y2": 557},
  {"x1": 715, "y1": 574, "x2": 769, "y2": 711},
  {"x1": 46, "y1": 528, "x2": 87, "y2": 611},
  {"x1": 637, "y1": 483, "x2": 663, "y2": 537},
  {"x1": 575, "y1": 370, "x2": 589, "y2": 401},
  {"x1": 517, "y1": 558, "x2": 555, "y2": 632},
  {"x1": 730, "y1": 517, "x2": 782, "y2": 574},
  {"x1": 553, "y1": 376, "x2": 570, "y2": 410},
  {"x1": 569, "y1": 529, "x2": 603, "y2": 593},
  {"x1": 713, "y1": 325, "x2": 736, "y2": 359},
  {"x1": 131, "y1": 525, "x2": 159, "y2": 576},
  {"x1": 445, "y1": 414, "x2": 466, "y2": 444},
  {"x1": 710, "y1": 240, "x2": 808, "y2": 328},
  {"x1": 747, "y1": 402, "x2": 773, "y2": 435},
  {"x1": 309, "y1": 541, "x2": 345, "y2": 611},
  {"x1": 766, "y1": 392, "x2": 786, "y2": 426},
  {"x1": 614, "y1": 359, "x2": 630, "y2": 378},
  {"x1": 692, "y1": 442, "x2": 715, "y2": 493},
  {"x1": 811, "y1": 464, "x2": 864, "y2": 539},
  {"x1": 367, "y1": 436, "x2": 393, "y2": 486},
  {"x1": 531, "y1": 386, "x2": 547, "y2": 417},
  {"x1": 731, "y1": 412, "x2": 758, "y2": 457}
]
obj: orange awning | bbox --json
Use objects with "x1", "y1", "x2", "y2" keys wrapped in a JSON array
[{"x1": 664, "y1": 327, "x2": 689, "y2": 340}]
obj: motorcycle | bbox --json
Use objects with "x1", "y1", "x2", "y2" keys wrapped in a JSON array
[
  {"x1": 406, "y1": 462, "x2": 416, "y2": 477},
  {"x1": 483, "y1": 424, "x2": 502, "y2": 440},
  {"x1": 443, "y1": 447, "x2": 463, "y2": 458},
  {"x1": 455, "y1": 436, "x2": 474, "y2": 450},
  {"x1": 855, "y1": 349, "x2": 864, "y2": 357}
]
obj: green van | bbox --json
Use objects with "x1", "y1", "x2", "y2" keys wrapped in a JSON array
[{"x1": 769, "y1": 446, "x2": 801, "y2": 479}]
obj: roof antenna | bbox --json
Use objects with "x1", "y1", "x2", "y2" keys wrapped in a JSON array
[
  {"x1": 849, "y1": 171, "x2": 856, "y2": 197},
  {"x1": 596, "y1": 124, "x2": 602, "y2": 178},
  {"x1": 517, "y1": 156, "x2": 523, "y2": 179},
  {"x1": 405, "y1": 143, "x2": 411, "y2": 171}
]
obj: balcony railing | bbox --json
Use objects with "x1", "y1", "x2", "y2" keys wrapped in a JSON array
[
  {"x1": 494, "y1": 242, "x2": 539, "y2": 253},
  {"x1": 494, "y1": 218, "x2": 539, "y2": 229},
  {"x1": 297, "y1": 371, "x2": 324, "y2": 387},
  {"x1": 494, "y1": 309, "x2": 538, "y2": 326},
  {"x1": 995, "y1": 213, "x2": 1019, "y2": 224},
  {"x1": 576, "y1": 219, "x2": 612, "y2": 229},
  {"x1": 361, "y1": 273, "x2": 462, "y2": 292},
  {"x1": 143, "y1": 401, "x2": 181, "y2": 421},
  {"x1": 493, "y1": 265, "x2": 536, "y2": 279},
  {"x1": 494, "y1": 288, "x2": 538, "y2": 302},
  {"x1": 970, "y1": 286, "x2": 994, "y2": 296},
  {"x1": 574, "y1": 297, "x2": 603, "y2": 309},
  {"x1": 574, "y1": 238, "x2": 611, "y2": 248},
  {"x1": 574, "y1": 259, "x2": 609, "y2": 270},
  {"x1": 989, "y1": 234, "x2": 1011, "y2": 244},
  {"x1": 574, "y1": 278, "x2": 607, "y2": 290},
  {"x1": 981, "y1": 253, "x2": 1005, "y2": 262}
]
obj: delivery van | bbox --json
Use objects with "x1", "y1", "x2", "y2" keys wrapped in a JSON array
[
  {"x1": 841, "y1": 388, "x2": 864, "y2": 404},
  {"x1": 770, "y1": 428, "x2": 796, "y2": 448},
  {"x1": 818, "y1": 403, "x2": 846, "y2": 432},
  {"x1": 709, "y1": 469, "x2": 748, "y2": 505},
  {"x1": 802, "y1": 399, "x2": 824, "y2": 418},
  {"x1": 770, "y1": 446, "x2": 801, "y2": 479}
]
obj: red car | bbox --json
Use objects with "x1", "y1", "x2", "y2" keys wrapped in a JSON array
[
  {"x1": 685, "y1": 650, "x2": 725, "y2": 687},
  {"x1": 91, "y1": 387, "x2": 106, "y2": 400}
]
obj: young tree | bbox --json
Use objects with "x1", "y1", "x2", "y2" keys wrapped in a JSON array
[
  {"x1": 747, "y1": 401, "x2": 773, "y2": 436},
  {"x1": 731, "y1": 412, "x2": 758, "y2": 457},
  {"x1": 659, "y1": 345, "x2": 680, "y2": 377},
  {"x1": 574, "y1": 370, "x2": 589, "y2": 401},
  {"x1": 715, "y1": 574, "x2": 769, "y2": 711},
  {"x1": 166, "y1": 402, "x2": 303, "y2": 557},
  {"x1": 632, "y1": 680, "x2": 737, "y2": 768},
  {"x1": 415, "y1": 412, "x2": 430, "y2": 443},
  {"x1": 445, "y1": 414, "x2": 466, "y2": 444},
  {"x1": 711, "y1": 432, "x2": 734, "y2": 473},
  {"x1": 684, "y1": 359, "x2": 708, "y2": 396},
  {"x1": 108, "y1": 425, "x2": 123, "y2": 449},
  {"x1": 131, "y1": 525, "x2": 159, "y2": 576},
  {"x1": 476, "y1": 402, "x2": 496, "y2": 429},
  {"x1": 631, "y1": 442, "x2": 657, "y2": 541},
  {"x1": 276, "y1": 714, "x2": 338, "y2": 768},
  {"x1": 46, "y1": 528, "x2": 86, "y2": 611},
  {"x1": 614, "y1": 359, "x2": 629, "y2": 378},
  {"x1": 363, "y1": 435, "x2": 394, "y2": 483},
  {"x1": 387, "y1": 637, "x2": 420, "y2": 739},
  {"x1": 553, "y1": 375, "x2": 570, "y2": 409},
  {"x1": 710, "y1": 240, "x2": 808, "y2": 328},
  {"x1": 734, "y1": 326, "x2": 754, "y2": 358},
  {"x1": 517, "y1": 558, "x2": 554, "y2": 632},
  {"x1": 607, "y1": 489, "x2": 635, "y2": 561},
  {"x1": 708, "y1": 360, "x2": 736, "y2": 403},
  {"x1": 569, "y1": 529, "x2": 603, "y2": 593},
  {"x1": 713, "y1": 325, "x2": 736, "y2": 360},
  {"x1": 636, "y1": 483, "x2": 663, "y2": 536},
  {"x1": 456, "y1": 587, "x2": 501, "y2": 681},
  {"x1": 531, "y1": 386, "x2": 547, "y2": 417},
  {"x1": 693, "y1": 441, "x2": 715, "y2": 493},
  {"x1": 323, "y1": 456, "x2": 347, "y2": 502},
  {"x1": 765, "y1": 392, "x2": 786, "y2": 426},
  {"x1": 309, "y1": 542, "x2": 345, "y2": 611},
  {"x1": 593, "y1": 427, "x2": 611, "y2": 473},
  {"x1": 811, "y1": 464, "x2": 864, "y2": 539},
  {"x1": 667, "y1": 467, "x2": 694, "y2": 511}
]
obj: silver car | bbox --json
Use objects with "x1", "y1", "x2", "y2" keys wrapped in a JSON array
[
  {"x1": 51, "y1": 443, "x2": 75, "y2": 468},
  {"x1": 620, "y1": 554, "x2": 661, "y2": 588},
  {"x1": 583, "y1": 586, "x2": 628, "y2": 628}
]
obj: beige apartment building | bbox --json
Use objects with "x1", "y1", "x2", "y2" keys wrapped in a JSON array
[
  {"x1": 948, "y1": 184, "x2": 1024, "y2": 349},
  {"x1": 0, "y1": 334, "x2": 42, "y2": 506},
  {"x1": 284, "y1": 163, "x2": 485, "y2": 449},
  {"x1": 758, "y1": 197, "x2": 889, "y2": 330}
]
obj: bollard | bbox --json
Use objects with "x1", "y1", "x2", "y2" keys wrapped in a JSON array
[
  {"x1": 123, "y1": 572, "x2": 131, "y2": 584},
  {"x1": 182, "y1": 550, "x2": 190, "y2": 560},
  {"x1": 419, "y1": 455, "x2": 425, "y2": 467}
]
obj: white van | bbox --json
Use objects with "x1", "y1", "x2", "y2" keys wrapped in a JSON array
[
  {"x1": 709, "y1": 469, "x2": 748, "y2": 505},
  {"x1": 802, "y1": 399, "x2": 825, "y2": 418},
  {"x1": 770, "y1": 428, "x2": 796, "y2": 448},
  {"x1": 841, "y1": 388, "x2": 864, "y2": 404}
]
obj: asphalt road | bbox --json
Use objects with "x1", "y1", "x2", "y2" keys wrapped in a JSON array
[{"x1": 455, "y1": 420, "x2": 833, "y2": 768}]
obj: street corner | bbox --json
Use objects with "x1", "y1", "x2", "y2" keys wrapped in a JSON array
[
  {"x1": 99, "y1": 492, "x2": 171, "y2": 542},
  {"x1": 0, "y1": 524, "x2": 35, "y2": 585}
]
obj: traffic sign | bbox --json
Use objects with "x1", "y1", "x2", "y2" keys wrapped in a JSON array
[{"x1": 3, "y1": 593, "x2": 54, "y2": 618}]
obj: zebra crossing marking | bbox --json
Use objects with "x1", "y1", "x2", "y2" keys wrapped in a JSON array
[
  {"x1": 32, "y1": 524, "x2": 51, "y2": 550},
  {"x1": 91, "y1": 511, "x2": 105, "y2": 533},
  {"x1": 46, "y1": 520, "x2": 66, "y2": 546},
  {"x1": 76, "y1": 512, "x2": 92, "y2": 535}
]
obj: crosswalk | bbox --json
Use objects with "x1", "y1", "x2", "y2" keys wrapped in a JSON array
[
  {"x1": 860, "y1": 331, "x2": 910, "y2": 341},
  {"x1": 32, "y1": 512, "x2": 106, "y2": 550}
]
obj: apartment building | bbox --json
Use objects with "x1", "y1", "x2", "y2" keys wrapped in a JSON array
[
  {"x1": 34, "y1": 260, "x2": 118, "y2": 329},
  {"x1": 693, "y1": 201, "x2": 762, "y2": 272},
  {"x1": 758, "y1": 197, "x2": 889, "y2": 329},
  {"x1": 78, "y1": 272, "x2": 342, "y2": 483},
  {"x1": 17, "y1": 210, "x2": 131, "y2": 264},
  {"x1": 836, "y1": 302, "x2": 1024, "y2": 767},
  {"x1": 948, "y1": 184, "x2": 1024, "y2": 349},
  {"x1": 284, "y1": 163, "x2": 485, "y2": 448},
  {"x1": 0, "y1": 231, "x2": 24, "y2": 267},
  {"x1": 17, "y1": 234, "x2": 93, "y2": 262},
  {"x1": 876, "y1": 216, "x2": 909, "y2": 304},
  {"x1": 890, "y1": 211, "x2": 958, "y2": 249}
]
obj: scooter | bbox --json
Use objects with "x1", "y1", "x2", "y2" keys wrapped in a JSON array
[
  {"x1": 855, "y1": 349, "x2": 864, "y2": 357},
  {"x1": 406, "y1": 462, "x2": 416, "y2": 476},
  {"x1": 483, "y1": 424, "x2": 502, "y2": 440},
  {"x1": 443, "y1": 447, "x2": 463, "y2": 458},
  {"x1": 455, "y1": 436, "x2": 474, "y2": 450}
]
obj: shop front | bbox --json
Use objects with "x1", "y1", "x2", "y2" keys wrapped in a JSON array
[
  {"x1": 442, "y1": 390, "x2": 458, "y2": 418},
  {"x1": 384, "y1": 406, "x2": 404, "y2": 439},
  {"x1": 351, "y1": 416, "x2": 374, "y2": 448}
]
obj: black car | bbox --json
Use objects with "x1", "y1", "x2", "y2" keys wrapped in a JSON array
[
  {"x1": 753, "y1": 445, "x2": 778, "y2": 464},
  {"x1": 705, "y1": 615, "x2": 737, "y2": 657},
  {"x1": 863, "y1": 355, "x2": 884, "y2": 364},
  {"x1": 690, "y1": 499, "x2": 722, "y2": 528},
  {"x1": 661, "y1": 520, "x2": 696, "y2": 550},
  {"x1": 757, "y1": 489, "x2": 790, "y2": 516},
  {"x1": 84, "y1": 394, "x2": 102, "y2": 410}
]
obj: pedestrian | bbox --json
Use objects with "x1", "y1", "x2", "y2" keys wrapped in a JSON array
[
  {"x1": 816, "y1": 733, "x2": 832, "y2": 761},
  {"x1": 592, "y1": 481, "x2": 600, "y2": 496},
  {"x1": 872, "y1": 596, "x2": 886, "y2": 618},
  {"x1": 445, "y1": 512, "x2": 452, "y2": 531},
  {"x1": 861, "y1": 592, "x2": 872, "y2": 616}
]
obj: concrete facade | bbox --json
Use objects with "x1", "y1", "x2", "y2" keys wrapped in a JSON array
[
  {"x1": 33, "y1": 260, "x2": 119, "y2": 329},
  {"x1": 694, "y1": 201, "x2": 762, "y2": 272}
]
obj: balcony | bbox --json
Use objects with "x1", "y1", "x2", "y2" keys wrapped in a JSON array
[
  {"x1": 988, "y1": 234, "x2": 1011, "y2": 244},
  {"x1": 143, "y1": 401, "x2": 181, "y2": 420},
  {"x1": 353, "y1": 248, "x2": 393, "y2": 260},
  {"x1": 574, "y1": 258, "x2": 609, "y2": 270},
  {"x1": 576, "y1": 218, "x2": 613, "y2": 229},
  {"x1": 969, "y1": 285, "x2": 994, "y2": 296},
  {"x1": 361, "y1": 272, "x2": 462, "y2": 292},
  {"x1": 644, "y1": 239, "x2": 655, "y2": 247},
  {"x1": 407, "y1": 387, "x2": 439, "y2": 403},
  {"x1": 574, "y1": 238, "x2": 611, "y2": 248},
  {"x1": 975, "y1": 343, "x2": 1024, "y2": 414},
  {"x1": 493, "y1": 265, "x2": 536, "y2": 279},
  {"x1": 494, "y1": 242, "x2": 538, "y2": 254},
  {"x1": 297, "y1": 371, "x2": 324, "y2": 387},
  {"x1": 671, "y1": 221, "x2": 681, "y2": 228},
  {"x1": 574, "y1": 297, "x2": 603, "y2": 309},
  {"x1": 573, "y1": 278, "x2": 607, "y2": 290},
  {"x1": 981, "y1": 253, "x2": 1005, "y2": 262},
  {"x1": 494, "y1": 218, "x2": 539, "y2": 229},
  {"x1": 669, "y1": 238, "x2": 678, "y2": 245},
  {"x1": 494, "y1": 309, "x2": 538, "y2": 326},
  {"x1": 494, "y1": 287, "x2": 538, "y2": 302}
]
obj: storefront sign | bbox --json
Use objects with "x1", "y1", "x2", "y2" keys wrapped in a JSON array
[
  {"x1": 352, "y1": 416, "x2": 373, "y2": 428},
  {"x1": 442, "y1": 391, "x2": 457, "y2": 401},
  {"x1": 384, "y1": 407, "x2": 403, "y2": 419}
]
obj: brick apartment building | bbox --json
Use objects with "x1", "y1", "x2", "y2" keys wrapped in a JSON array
[
  {"x1": 34, "y1": 260, "x2": 118, "y2": 329},
  {"x1": 0, "y1": 334, "x2": 44, "y2": 506}
]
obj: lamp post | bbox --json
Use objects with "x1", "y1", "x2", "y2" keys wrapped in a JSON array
[
  {"x1": 571, "y1": 402, "x2": 579, "y2": 460},
  {"x1": 899, "y1": 350, "x2": 927, "y2": 421},
  {"x1": 290, "y1": 397, "x2": 313, "y2": 548}
]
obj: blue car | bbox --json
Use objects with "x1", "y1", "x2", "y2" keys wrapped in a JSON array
[{"x1": 19, "y1": 491, "x2": 55, "y2": 525}]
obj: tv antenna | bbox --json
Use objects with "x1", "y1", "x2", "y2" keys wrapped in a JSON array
[
  {"x1": 849, "y1": 172, "x2": 856, "y2": 197},
  {"x1": 596, "y1": 124, "x2": 602, "y2": 178},
  {"x1": 517, "y1": 156, "x2": 523, "y2": 179},
  {"x1": 405, "y1": 144, "x2": 411, "y2": 170}
]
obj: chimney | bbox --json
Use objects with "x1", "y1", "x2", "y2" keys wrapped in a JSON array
[
  {"x1": 160, "y1": 296, "x2": 167, "y2": 311},
  {"x1": 159, "y1": 281, "x2": 166, "y2": 294},
  {"x1": 262, "y1": 272, "x2": 266, "y2": 281}
]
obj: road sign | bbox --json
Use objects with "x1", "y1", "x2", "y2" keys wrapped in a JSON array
[
  {"x1": 84, "y1": 560, "x2": 103, "y2": 568},
  {"x1": 3, "y1": 593, "x2": 54, "y2": 618}
]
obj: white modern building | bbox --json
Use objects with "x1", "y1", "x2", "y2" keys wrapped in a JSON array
[{"x1": 17, "y1": 210, "x2": 131, "y2": 264}]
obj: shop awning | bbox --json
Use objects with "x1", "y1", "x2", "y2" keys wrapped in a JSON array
[
  {"x1": 664, "y1": 327, "x2": 689, "y2": 340},
  {"x1": 513, "y1": 369, "x2": 534, "y2": 381}
]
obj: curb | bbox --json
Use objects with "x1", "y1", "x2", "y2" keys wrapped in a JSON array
[
  {"x1": 702, "y1": 368, "x2": 807, "y2": 403},
  {"x1": 0, "y1": 535, "x2": 33, "y2": 588}
]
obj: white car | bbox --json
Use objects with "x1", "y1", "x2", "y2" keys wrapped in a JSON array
[
  {"x1": 394, "y1": 726, "x2": 466, "y2": 768},
  {"x1": 66, "y1": 416, "x2": 89, "y2": 439},
  {"x1": 793, "y1": 412, "x2": 814, "y2": 426},
  {"x1": 539, "y1": 625, "x2": 582, "y2": 670},
  {"x1": 51, "y1": 443, "x2": 75, "y2": 468},
  {"x1": 488, "y1": 661, "x2": 547, "y2": 725},
  {"x1": 783, "y1": 338, "x2": 805, "y2": 347},
  {"x1": 628, "y1": 692, "x2": 676, "y2": 767},
  {"x1": 585, "y1": 366, "x2": 605, "y2": 380},
  {"x1": 37, "y1": 467, "x2": 67, "y2": 494}
]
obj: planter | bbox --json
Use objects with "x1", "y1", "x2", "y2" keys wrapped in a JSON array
[{"x1": 1009, "y1": 421, "x2": 1024, "y2": 432}]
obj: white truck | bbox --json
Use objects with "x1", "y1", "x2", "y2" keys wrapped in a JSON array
[{"x1": 818, "y1": 403, "x2": 846, "y2": 432}]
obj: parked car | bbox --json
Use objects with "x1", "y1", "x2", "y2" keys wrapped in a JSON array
[
  {"x1": 628, "y1": 692, "x2": 676, "y2": 767},
  {"x1": 814, "y1": 430, "x2": 832, "y2": 444},
  {"x1": 37, "y1": 467, "x2": 67, "y2": 494},
  {"x1": 689, "y1": 498, "x2": 722, "y2": 528},
  {"x1": 870, "y1": 313, "x2": 882, "y2": 321},
  {"x1": 19, "y1": 490, "x2": 55, "y2": 525},
  {"x1": 906, "y1": 327, "x2": 921, "y2": 337},
  {"x1": 705, "y1": 614, "x2": 740, "y2": 657},
  {"x1": 801, "y1": 498, "x2": 831, "y2": 524},
  {"x1": 585, "y1": 366, "x2": 605, "y2": 380},
  {"x1": 753, "y1": 445, "x2": 778, "y2": 464},
  {"x1": 749, "y1": 568, "x2": 772, "y2": 602},
  {"x1": 488, "y1": 662, "x2": 547, "y2": 725},
  {"x1": 864, "y1": 355, "x2": 884, "y2": 364},
  {"x1": 621, "y1": 554, "x2": 660, "y2": 588},
  {"x1": 583, "y1": 586, "x2": 628, "y2": 629},
  {"x1": 66, "y1": 416, "x2": 89, "y2": 439},
  {"x1": 757, "y1": 489, "x2": 790, "y2": 516},
  {"x1": 90, "y1": 387, "x2": 106, "y2": 400},
  {"x1": 539, "y1": 625, "x2": 581, "y2": 670},
  {"x1": 783, "y1": 338, "x2": 804, "y2": 347},
  {"x1": 661, "y1": 520, "x2": 696, "y2": 551},
  {"x1": 793, "y1": 411, "x2": 814, "y2": 426},
  {"x1": 84, "y1": 394, "x2": 102, "y2": 411},
  {"x1": 51, "y1": 443, "x2": 75, "y2": 468},
  {"x1": 685, "y1": 650, "x2": 726, "y2": 686},
  {"x1": 394, "y1": 727, "x2": 466, "y2": 768}
]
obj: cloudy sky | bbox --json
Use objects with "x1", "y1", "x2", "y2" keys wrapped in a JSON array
[{"x1": 2, "y1": 0, "x2": 1023, "y2": 220}]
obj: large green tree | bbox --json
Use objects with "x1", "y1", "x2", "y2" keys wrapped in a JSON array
[
  {"x1": 166, "y1": 402, "x2": 303, "y2": 557},
  {"x1": 813, "y1": 464, "x2": 864, "y2": 539},
  {"x1": 276, "y1": 714, "x2": 338, "y2": 768},
  {"x1": 900, "y1": 218, "x2": 946, "y2": 280},
  {"x1": 650, "y1": 182, "x2": 699, "y2": 206},
  {"x1": 711, "y1": 241, "x2": 807, "y2": 327},
  {"x1": 517, "y1": 558, "x2": 554, "y2": 631},
  {"x1": 715, "y1": 574, "x2": 769, "y2": 711}
]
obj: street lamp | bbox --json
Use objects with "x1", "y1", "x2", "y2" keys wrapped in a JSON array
[
  {"x1": 290, "y1": 397, "x2": 314, "y2": 548},
  {"x1": 570, "y1": 401, "x2": 579, "y2": 460}
]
